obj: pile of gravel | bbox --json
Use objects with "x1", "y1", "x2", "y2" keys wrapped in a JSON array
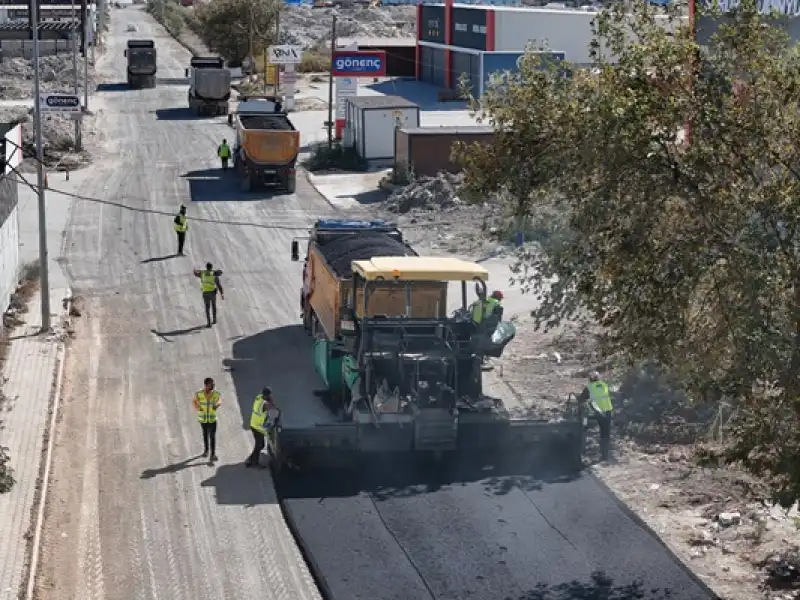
[
  {"x1": 319, "y1": 231, "x2": 413, "y2": 277},
  {"x1": 280, "y1": 5, "x2": 416, "y2": 49},
  {"x1": 0, "y1": 56, "x2": 96, "y2": 101},
  {"x1": 386, "y1": 173, "x2": 466, "y2": 214},
  {"x1": 0, "y1": 106, "x2": 89, "y2": 169}
]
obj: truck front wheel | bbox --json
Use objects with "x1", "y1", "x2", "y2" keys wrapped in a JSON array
[{"x1": 285, "y1": 172, "x2": 296, "y2": 194}]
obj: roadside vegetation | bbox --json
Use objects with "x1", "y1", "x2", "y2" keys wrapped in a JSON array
[
  {"x1": 455, "y1": 0, "x2": 800, "y2": 506},
  {"x1": 305, "y1": 141, "x2": 368, "y2": 172},
  {"x1": 0, "y1": 260, "x2": 42, "y2": 493}
]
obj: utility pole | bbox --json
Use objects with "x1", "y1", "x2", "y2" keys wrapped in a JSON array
[
  {"x1": 31, "y1": 0, "x2": 51, "y2": 331},
  {"x1": 326, "y1": 14, "x2": 337, "y2": 151},
  {"x1": 84, "y1": 14, "x2": 90, "y2": 111},
  {"x1": 71, "y1": 0, "x2": 81, "y2": 150},
  {"x1": 273, "y1": 12, "x2": 280, "y2": 99}
]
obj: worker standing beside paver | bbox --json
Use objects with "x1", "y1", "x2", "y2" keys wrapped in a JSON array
[
  {"x1": 577, "y1": 371, "x2": 614, "y2": 461},
  {"x1": 193, "y1": 377, "x2": 221, "y2": 462},
  {"x1": 246, "y1": 387, "x2": 279, "y2": 469},
  {"x1": 192, "y1": 262, "x2": 224, "y2": 327}
]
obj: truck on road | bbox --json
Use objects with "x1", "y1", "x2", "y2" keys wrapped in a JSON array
[
  {"x1": 274, "y1": 219, "x2": 585, "y2": 471},
  {"x1": 124, "y1": 39, "x2": 157, "y2": 89},
  {"x1": 232, "y1": 98, "x2": 299, "y2": 193},
  {"x1": 185, "y1": 56, "x2": 231, "y2": 116}
]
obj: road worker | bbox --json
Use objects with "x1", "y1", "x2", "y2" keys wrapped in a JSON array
[
  {"x1": 217, "y1": 139, "x2": 232, "y2": 170},
  {"x1": 193, "y1": 377, "x2": 221, "y2": 462},
  {"x1": 469, "y1": 286, "x2": 503, "y2": 328},
  {"x1": 192, "y1": 262, "x2": 224, "y2": 327},
  {"x1": 576, "y1": 371, "x2": 614, "y2": 461},
  {"x1": 246, "y1": 387, "x2": 279, "y2": 468},
  {"x1": 173, "y1": 204, "x2": 188, "y2": 256}
]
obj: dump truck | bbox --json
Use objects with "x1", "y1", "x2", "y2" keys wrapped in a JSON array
[
  {"x1": 185, "y1": 56, "x2": 231, "y2": 117},
  {"x1": 272, "y1": 219, "x2": 585, "y2": 471},
  {"x1": 124, "y1": 40, "x2": 157, "y2": 89},
  {"x1": 232, "y1": 98, "x2": 299, "y2": 193}
]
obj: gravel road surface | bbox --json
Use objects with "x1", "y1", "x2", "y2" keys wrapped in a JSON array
[{"x1": 34, "y1": 6, "x2": 719, "y2": 600}]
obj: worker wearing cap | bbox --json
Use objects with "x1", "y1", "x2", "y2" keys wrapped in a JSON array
[
  {"x1": 193, "y1": 262, "x2": 225, "y2": 327},
  {"x1": 470, "y1": 288, "x2": 504, "y2": 327},
  {"x1": 193, "y1": 377, "x2": 221, "y2": 462},
  {"x1": 174, "y1": 204, "x2": 188, "y2": 256},
  {"x1": 246, "y1": 387, "x2": 279, "y2": 468},
  {"x1": 577, "y1": 371, "x2": 614, "y2": 460}
]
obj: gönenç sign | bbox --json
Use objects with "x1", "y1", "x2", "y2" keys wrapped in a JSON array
[
  {"x1": 331, "y1": 51, "x2": 387, "y2": 77},
  {"x1": 39, "y1": 93, "x2": 82, "y2": 113}
]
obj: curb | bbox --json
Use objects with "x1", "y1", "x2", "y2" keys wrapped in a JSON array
[{"x1": 23, "y1": 292, "x2": 72, "y2": 600}]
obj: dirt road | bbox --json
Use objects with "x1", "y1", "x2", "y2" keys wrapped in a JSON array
[
  {"x1": 34, "y1": 8, "x2": 326, "y2": 600},
  {"x1": 34, "y1": 7, "x2": 720, "y2": 600}
]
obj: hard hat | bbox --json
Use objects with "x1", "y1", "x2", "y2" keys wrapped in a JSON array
[
  {"x1": 179, "y1": 204, "x2": 186, "y2": 211},
  {"x1": 491, "y1": 290, "x2": 504, "y2": 300},
  {"x1": 588, "y1": 371, "x2": 601, "y2": 382}
]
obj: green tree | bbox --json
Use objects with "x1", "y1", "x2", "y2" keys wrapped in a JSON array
[
  {"x1": 195, "y1": 0, "x2": 281, "y2": 64},
  {"x1": 455, "y1": 0, "x2": 800, "y2": 504}
]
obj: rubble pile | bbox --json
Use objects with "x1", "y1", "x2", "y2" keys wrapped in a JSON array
[
  {"x1": 280, "y1": 5, "x2": 416, "y2": 49},
  {"x1": 386, "y1": 173, "x2": 466, "y2": 214},
  {"x1": 0, "y1": 106, "x2": 90, "y2": 169},
  {"x1": 0, "y1": 56, "x2": 96, "y2": 100}
]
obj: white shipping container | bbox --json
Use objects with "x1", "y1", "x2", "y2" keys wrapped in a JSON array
[{"x1": 346, "y1": 96, "x2": 421, "y2": 161}]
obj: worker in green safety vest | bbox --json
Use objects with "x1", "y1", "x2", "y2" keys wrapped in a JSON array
[{"x1": 577, "y1": 371, "x2": 614, "y2": 461}]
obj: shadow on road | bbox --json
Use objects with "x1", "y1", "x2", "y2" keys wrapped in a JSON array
[
  {"x1": 181, "y1": 167, "x2": 271, "y2": 203},
  {"x1": 225, "y1": 324, "x2": 329, "y2": 431},
  {"x1": 335, "y1": 188, "x2": 388, "y2": 205},
  {"x1": 96, "y1": 82, "x2": 128, "y2": 92},
  {"x1": 151, "y1": 325, "x2": 207, "y2": 340},
  {"x1": 514, "y1": 570, "x2": 684, "y2": 599},
  {"x1": 154, "y1": 107, "x2": 197, "y2": 121},
  {"x1": 275, "y1": 448, "x2": 583, "y2": 500},
  {"x1": 141, "y1": 253, "x2": 177, "y2": 263},
  {"x1": 140, "y1": 455, "x2": 207, "y2": 479},
  {"x1": 200, "y1": 462, "x2": 278, "y2": 506}
]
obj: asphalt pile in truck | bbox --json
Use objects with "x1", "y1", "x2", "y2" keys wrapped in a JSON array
[{"x1": 320, "y1": 231, "x2": 413, "y2": 277}]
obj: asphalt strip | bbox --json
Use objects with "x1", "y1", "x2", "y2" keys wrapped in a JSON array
[{"x1": 273, "y1": 455, "x2": 722, "y2": 600}]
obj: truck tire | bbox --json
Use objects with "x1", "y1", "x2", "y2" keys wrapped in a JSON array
[
  {"x1": 240, "y1": 173, "x2": 252, "y2": 192},
  {"x1": 285, "y1": 173, "x2": 296, "y2": 194}
]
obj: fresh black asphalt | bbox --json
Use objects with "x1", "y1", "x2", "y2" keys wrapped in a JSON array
[{"x1": 276, "y1": 455, "x2": 721, "y2": 600}]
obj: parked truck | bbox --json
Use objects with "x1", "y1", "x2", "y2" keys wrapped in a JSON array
[
  {"x1": 272, "y1": 219, "x2": 585, "y2": 471},
  {"x1": 124, "y1": 40, "x2": 157, "y2": 89},
  {"x1": 185, "y1": 56, "x2": 231, "y2": 116},
  {"x1": 232, "y1": 98, "x2": 299, "y2": 193}
]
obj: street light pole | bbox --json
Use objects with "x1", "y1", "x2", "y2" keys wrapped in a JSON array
[
  {"x1": 326, "y1": 14, "x2": 337, "y2": 151},
  {"x1": 71, "y1": 0, "x2": 81, "y2": 150},
  {"x1": 31, "y1": 0, "x2": 51, "y2": 331}
]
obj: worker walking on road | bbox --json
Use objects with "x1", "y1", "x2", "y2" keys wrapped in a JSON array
[
  {"x1": 193, "y1": 377, "x2": 221, "y2": 462},
  {"x1": 577, "y1": 371, "x2": 614, "y2": 461},
  {"x1": 174, "y1": 204, "x2": 188, "y2": 256},
  {"x1": 218, "y1": 139, "x2": 232, "y2": 170},
  {"x1": 193, "y1": 262, "x2": 224, "y2": 327},
  {"x1": 246, "y1": 387, "x2": 280, "y2": 468}
]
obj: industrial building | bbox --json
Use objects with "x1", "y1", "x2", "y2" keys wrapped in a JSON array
[{"x1": 416, "y1": 2, "x2": 680, "y2": 96}]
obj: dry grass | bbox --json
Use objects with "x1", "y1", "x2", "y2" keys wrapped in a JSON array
[{"x1": 298, "y1": 49, "x2": 331, "y2": 73}]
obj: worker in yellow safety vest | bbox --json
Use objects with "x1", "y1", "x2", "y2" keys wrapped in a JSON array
[
  {"x1": 193, "y1": 262, "x2": 225, "y2": 327},
  {"x1": 193, "y1": 377, "x2": 221, "y2": 462},
  {"x1": 217, "y1": 139, "x2": 232, "y2": 170},
  {"x1": 577, "y1": 371, "x2": 614, "y2": 461},
  {"x1": 246, "y1": 387, "x2": 279, "y2": 468},
  {"x1": 470, "y1": 289, "x2": 504, "y2": 326},
  {"x1": 173, "y1": 204, "x2": 188, "y2": 256}
]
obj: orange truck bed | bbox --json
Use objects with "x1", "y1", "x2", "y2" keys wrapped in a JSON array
[
  {"x1": 236, "y1": 113, "x2": 300, "y2": 165},
  {"x1": 307, "y1": 245, "x2": 447, "y2": 339}
]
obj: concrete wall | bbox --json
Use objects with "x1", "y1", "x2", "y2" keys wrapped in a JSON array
[
  {"x1": 494, "y1": 7, "x2": 684, "y2": 64},
  {"x1": 0, "y1": 124, "x2": 21, "y2": 318},
  {"x1": 0, "y1": 38, "x2": 77, "y2": 58}
]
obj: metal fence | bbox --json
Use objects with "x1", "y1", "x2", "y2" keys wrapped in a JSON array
[{"x1": 0, "y1": 39, "x2": 77, "y2": 59}]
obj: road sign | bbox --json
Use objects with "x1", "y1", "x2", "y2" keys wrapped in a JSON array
[
  {"x1": 268, "y1": 45, "x2": 302, "y2": 65},
  {"x1": 39, "y1": 93, "x2": 81, "y2": 113},
  {"x1": 281, "y1": 70, "x2": 299, "y2": 84},
  {"x1": 335, "y1": 76, "x2": 357, "y2": 119},
  {"x1": 265, "y1": 64, "x2": 279, "y2": 85},
  {"x1": 331, "y1": 50, "x2": 386, "y2": 77}
]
